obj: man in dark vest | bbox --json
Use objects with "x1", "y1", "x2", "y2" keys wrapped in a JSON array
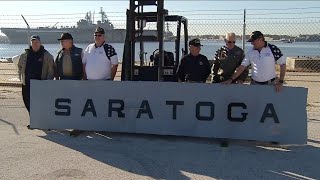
[{"x1": 55, "y1": 33, "x2": 84, "y2": 80}]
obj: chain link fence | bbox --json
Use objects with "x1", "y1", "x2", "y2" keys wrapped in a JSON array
[{"x1": 0, "y1": 7, "x2": 319, "y2": 105}]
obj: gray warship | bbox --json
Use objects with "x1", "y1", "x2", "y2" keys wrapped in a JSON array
[{"x1": 1, "y1": 8, "x2": 126, "y2": 44}]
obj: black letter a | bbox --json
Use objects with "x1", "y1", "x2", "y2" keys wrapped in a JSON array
[
  {"x1": 136, "y1": 100, "x2": 153, "y2": 119},
  {"x1": 260, "y1": 103, "x2": 279, "y2": 123},
  {"x1": 81, "y1": 99, "x2": 97, "y2": 117}
]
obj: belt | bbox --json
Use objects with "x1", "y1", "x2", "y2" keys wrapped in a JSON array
[
  {"x1": 253, "y1": 78, "x2": 275, "y2": 85},
  {"x1": 60, "y1": 76, "x2": 82, "y2": 80},
  {"x1": 186, "y1": 80, "x2": 203, "y2": 83}
]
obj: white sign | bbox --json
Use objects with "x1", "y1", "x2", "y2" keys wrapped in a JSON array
[{"x1": 30, "y1": 80, "x2": 308, "y2": 144}]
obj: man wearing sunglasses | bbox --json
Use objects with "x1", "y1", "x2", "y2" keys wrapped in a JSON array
[
  {"x1": 222, "y1": 31, "x2": 286, "y2": 92},
  {"x1": 212, "y1": 32, "x2": 248, "y2": 84},
  {"x1": 177, "y1": 38, "x2": 211, "y2": 83},
  {"x1": 82, "y1": 27, "x2": 119, "y2": 81}
]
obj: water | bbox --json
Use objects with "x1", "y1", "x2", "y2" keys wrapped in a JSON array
[{"x1": 1, "y1": 40, "x2": 319, "y2": 61}]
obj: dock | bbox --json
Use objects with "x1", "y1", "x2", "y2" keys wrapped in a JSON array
[{"x1": 286, "y1": 56, "x2": 320, "y2": 72}]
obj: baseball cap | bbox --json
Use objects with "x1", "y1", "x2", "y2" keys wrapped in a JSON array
[
  {"x1": 94, "y1": 27, "x2": 105, "y2": 34},
  {"x1": 247, "y1": 31, "x2": 264, "y2": 42},
  {"x1": 30, "y1": 35, "x2": 40, "y2": 41},
  {"x1": 189, "y1": 38, "x2": 203, "y2": 47},
  {"x1": 58, "y1": 33, "x2": 73, "y2": 41}
]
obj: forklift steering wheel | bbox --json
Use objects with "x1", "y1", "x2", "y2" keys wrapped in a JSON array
[{"x1": 152, "y1": 49, "x2": 159, "y2": 56}]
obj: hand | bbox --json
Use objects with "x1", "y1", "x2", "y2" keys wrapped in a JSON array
[
  {"x1": 237, "y1": 80, "x2": 244, "y2": 84},
  {"x1": 274, "y1": 82, "x2": 283, "y2": 92},
  {"x1": 221, "y1": 79, "x2": 233, "y2": 84}
]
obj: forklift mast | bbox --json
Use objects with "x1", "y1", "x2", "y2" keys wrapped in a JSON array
[{"x1": 121, "y1": 0, "x2": 188, "y2": 81}]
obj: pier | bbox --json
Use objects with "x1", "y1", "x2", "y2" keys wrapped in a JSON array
[{"x1": 286, "y1": 56, "x2": 320, "y2": 72}]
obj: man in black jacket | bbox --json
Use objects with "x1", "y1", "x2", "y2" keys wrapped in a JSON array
[
  {"x1": 18, "y1": 35, "x2": 55, "y2": 129},
  {"x1": 18, "y1": 35, "x2": 55, "y2": 114},
  {"x1": 177, "y1": 38, "x2": 211, "y2": 83}
]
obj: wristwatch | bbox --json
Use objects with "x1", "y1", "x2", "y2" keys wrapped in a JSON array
[{"x1": 278, "y1": 79, "x2": 284, "y2": 83}]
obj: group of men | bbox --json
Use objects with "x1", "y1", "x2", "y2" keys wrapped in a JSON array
[
  {"x1": 18, "y1": 29, "x2": 286, "y2": 132},
  {"x1": 176, "y1": 31, "x2": 286, "y2": 146},
  {"x1": 18, "y1": 27, "x2": 119, "y2": 115},
  {"x1": 177, "y1": 31, "x2": 286, "y2": 92}
]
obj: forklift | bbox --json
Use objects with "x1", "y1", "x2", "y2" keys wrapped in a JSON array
[{"x1": 121, "y1": 0, "x2": 188, "y2": 81}]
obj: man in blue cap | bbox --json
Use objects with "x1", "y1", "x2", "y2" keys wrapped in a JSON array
[
  {"x1": 176, "y1": 38, "x2": 211, "y2": 83},
  {"x1": 18, "y1": 35, "x2": 55, "y2": 128}
]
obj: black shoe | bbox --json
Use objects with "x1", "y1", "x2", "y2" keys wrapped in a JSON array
[
  {"x1": 220, "y1": 139, "x2": 229, "y2": 147},
  {"x1": 69, "y1": 130, "x2": 83, "y2": 137}
]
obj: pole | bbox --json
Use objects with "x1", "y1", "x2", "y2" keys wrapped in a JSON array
[
  {"x1": 157, "y1": 0, "x2": 165, "y2": 81},
  {"x1": 139, "y1": 5, "x2": 145, "y2": 66},
  {"x1": 242, "y1": 9, "x2": 246, "y2": 52}
]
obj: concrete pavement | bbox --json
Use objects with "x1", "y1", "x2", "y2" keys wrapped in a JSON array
[
  {"x1": 1, "y1": 62, "x2": 320, "y2": 179},
  {"x1": 0, "y1": 86, "x2": 320, "y2": 180}
]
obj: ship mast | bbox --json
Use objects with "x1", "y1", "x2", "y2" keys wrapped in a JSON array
[
  {"x1": 93, "y1": 11, "x2": 95, "y2": 24},
  {"x1": 85, "y1": 12, "x2": 92, "y2": 24},
  {"x1": 98, "y1": 7, "x2": 114, "y2": 29},
  {"x1": 100, "y1": 7, "x2": 105, "y2": 22}
]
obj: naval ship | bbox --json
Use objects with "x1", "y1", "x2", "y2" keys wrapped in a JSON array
[
  {"x1": 1, "y1": 7, "x2": 174, "y2": 44},
  {"x1": 1, "y1": 8, "x2": 126, "y2": 44}
]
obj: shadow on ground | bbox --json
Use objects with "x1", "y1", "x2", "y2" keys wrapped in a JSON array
[
  {"x1": 0, "y1": 118, "x2": 19, "y2": 135},
  {"x1": 39, "y1": 131, "x2": 320, "y2": 180}
]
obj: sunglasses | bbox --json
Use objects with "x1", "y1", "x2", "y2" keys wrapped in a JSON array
[
  {"x1": 227, "y1": 41, "x2": 236, "y2": 44},
  {"x1": 94, "y1": 34, "x2": 103, "y2": 37}
]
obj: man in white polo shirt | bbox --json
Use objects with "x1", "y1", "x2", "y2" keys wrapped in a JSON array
[
  {"x1": 222, "y1": 31, "x2": 286, "y2": 92},
  {"x1": 82, "y1": 27, "x2": 118, "y2": 80}
]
